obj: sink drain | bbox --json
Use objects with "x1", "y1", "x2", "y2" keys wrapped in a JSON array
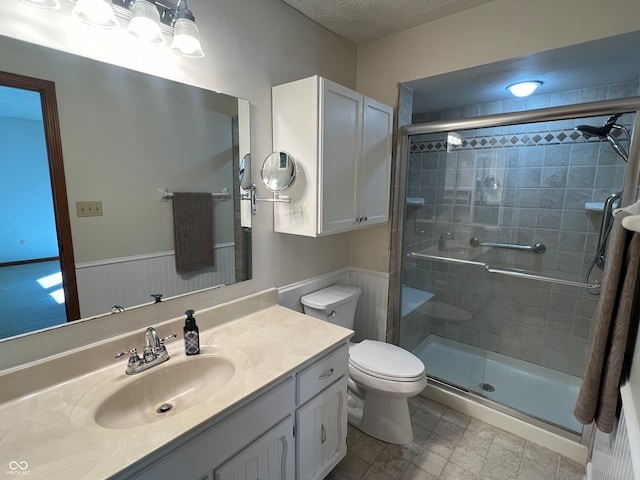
[
  {"x1": 156, "y1": 403, "x2": 174, "y2": 414},
  {"x1": 480, "y1": 383, "x2": 495, "y2": 393}
]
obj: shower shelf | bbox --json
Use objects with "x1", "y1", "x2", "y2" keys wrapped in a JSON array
[{"x1": 407, "y1": 251, "x2": 600, "y2": 290}]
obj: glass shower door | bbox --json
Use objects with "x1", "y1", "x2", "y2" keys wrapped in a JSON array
[{"x1": 400, "y1": 111, "x2": 634, "y2": 433}]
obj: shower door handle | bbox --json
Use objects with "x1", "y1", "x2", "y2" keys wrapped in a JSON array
[
  {"x1": 407, "y1": 252, "x2": 600, "y2": 290},
  {"x1": 484, "y1": 265, "x2": 600, "y2": 289}
]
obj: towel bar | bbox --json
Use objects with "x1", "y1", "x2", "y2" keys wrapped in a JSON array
[{"x1": 158, "y1": 187, "x2": 230, "y2": 201}]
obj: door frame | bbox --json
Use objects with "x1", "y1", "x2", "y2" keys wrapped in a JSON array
[{"x1": 0, "y1": 70, "x2": 80, "y2": 321}]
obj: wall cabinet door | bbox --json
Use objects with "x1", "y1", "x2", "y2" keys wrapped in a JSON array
[
  {"x1": 357, "y1": 96, "x2": 393, "y2": 227},
  {"x1": 318, "y1": 80, "x2": 362, "y2": 234},
  {"x1": 296, "y1": 378, "x2": 348, "y2": 480},
  {"x1": 215, "y1": 416, "x2": 295, "y2": 480}
]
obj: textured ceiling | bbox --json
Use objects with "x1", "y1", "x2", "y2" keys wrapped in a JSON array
[
  {"x1": 281, "y1": 0, "x2": 495, "y2": 44},
  {"x1": 407, "y1": 29, "x2": 640, "y2": 113},
  {"x1": 279, "y1": 1, "x2": 640, "y2": 114}
]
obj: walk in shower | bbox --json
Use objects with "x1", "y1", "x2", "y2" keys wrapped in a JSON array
[{"x1": 398, "y1": 97, "x2": 640, "y2": 438}]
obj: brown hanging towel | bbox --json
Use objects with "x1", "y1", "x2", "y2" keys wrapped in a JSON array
[
  {"x1": 172, "y1": 192, "x2": 215, "y2": 273},
  {"x1": 574, "y1": 212, "x2": 640, "y2": 433}
]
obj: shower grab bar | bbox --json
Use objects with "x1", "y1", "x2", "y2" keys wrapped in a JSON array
[
  {"x1": 407, "y1": 252, "x2": 600, "y2": 289},
  {"x1": 469, "y1": 237, "x2": 546, "y2": 254}
]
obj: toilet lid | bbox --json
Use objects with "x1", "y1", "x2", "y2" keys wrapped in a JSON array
[{"x1": 349, "y1": 340, "x2": 425, "y2": 381}]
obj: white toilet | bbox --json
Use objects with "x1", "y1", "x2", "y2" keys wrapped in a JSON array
[{"x1": 301, "y1": 284, "x2": 427, "y2": 444}]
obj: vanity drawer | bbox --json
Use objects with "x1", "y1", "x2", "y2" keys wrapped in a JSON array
[{"x1": 296, "y1": 343, "x2": 348, "y2": 405}]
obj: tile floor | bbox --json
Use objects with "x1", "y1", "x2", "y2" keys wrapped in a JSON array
[{"x1": 327, "y1": 395, "x2": 585, "y2": 480}]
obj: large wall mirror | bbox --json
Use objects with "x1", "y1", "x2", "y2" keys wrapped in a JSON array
[{"x1": 0, "y1": 35, "x2": 251, "y2": 341}]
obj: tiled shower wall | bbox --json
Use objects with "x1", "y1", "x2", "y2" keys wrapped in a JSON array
[{"x1": 401, "y1": 80, "x2": 639, "y2": 377}]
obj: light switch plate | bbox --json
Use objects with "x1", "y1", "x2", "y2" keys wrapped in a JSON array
[{"x1": 76, "y1": 201, "x2": 103, "y2": 217}]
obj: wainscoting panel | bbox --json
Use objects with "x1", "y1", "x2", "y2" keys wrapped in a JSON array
[
  {"x1": 76, "y1": 243, "x2": 236, "y2": 318},
  {"x1": 349, "y1": 268, "x2": 389, "y2": 342},
  {"x1": 589, "y1": 384, "x2": 640, "y2": 480}
]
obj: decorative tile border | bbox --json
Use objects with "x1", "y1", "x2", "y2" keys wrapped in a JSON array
[{"x1": 410, "y1": 128, "x2": 621, "y2": 152}]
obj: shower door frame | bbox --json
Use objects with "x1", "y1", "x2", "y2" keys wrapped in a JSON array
[{"x1": 393, "y1": 96, "x2": 640, "y2": 444}]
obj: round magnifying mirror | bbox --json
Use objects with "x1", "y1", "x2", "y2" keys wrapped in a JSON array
[
  {"x1": 260, "y1": 151, "x2": 297, "y2": 192},
  {"x1": 239, "y1": 153, "x2": 251, "y2": 190}
]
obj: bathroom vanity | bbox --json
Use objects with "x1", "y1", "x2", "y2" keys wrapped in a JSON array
[{"x1": 0, "y1": 290, "x2": 352, "y2": 479}]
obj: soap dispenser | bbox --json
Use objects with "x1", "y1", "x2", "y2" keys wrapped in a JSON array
[{"x1": 183, "y1": 309, "x2": 200, "y2": 355}]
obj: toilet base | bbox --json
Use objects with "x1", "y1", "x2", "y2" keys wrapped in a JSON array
[{"x1": 349, "y1": 391, "x2": 414, "y2": 444}]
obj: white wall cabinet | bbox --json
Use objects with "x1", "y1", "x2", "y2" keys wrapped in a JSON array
[
  {"x1": 272, "y1": 75, "x2": 393, "y2": 237},
  {"x1": 116, "y1": 343, "x2": 349, "y2": 480}
]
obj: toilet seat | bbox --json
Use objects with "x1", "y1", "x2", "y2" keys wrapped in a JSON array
[{"x1": 349, "y1": 340, "x2": 425, "y2": 382}]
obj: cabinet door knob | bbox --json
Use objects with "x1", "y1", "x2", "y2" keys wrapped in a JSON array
[
  {"x1": 319, "y1": 368, "x2": 334, "y2": 379},
  {"x1": 321, "y1": 424, "x2": 327, "y2": 444}
]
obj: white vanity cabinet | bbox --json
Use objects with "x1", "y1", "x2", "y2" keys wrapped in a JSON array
[
  {"x1": 295, "y1": 344, "x2": 349, "y2": 480},
  {"x1": 213, "y1": 417, "x2": 294, "y2": 480},
  {"x1": 124, "y1": 378, "x2": 295, "y2": 480},
  {"x1": 272, "y1": 75, "x2": 393, "y2": 237},
  {"x1": 117, "y1": 343, "x2": 349, "y2": 480}
]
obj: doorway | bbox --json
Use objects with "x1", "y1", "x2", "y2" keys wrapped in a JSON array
[{"x1": 0, "y1": 71, "x2": 79, "y2": 339}]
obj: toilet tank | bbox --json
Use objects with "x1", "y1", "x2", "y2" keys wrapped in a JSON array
[{"x1": 301, "y1": 284, "x2": 361, "y2": 329}]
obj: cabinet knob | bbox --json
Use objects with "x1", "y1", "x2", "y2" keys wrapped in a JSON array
[
  {"x1": 321, "y1": 424, "x2": 327, "y2": 444},
  {"x1": 319, "y1": 368, "x2": 334, "y2": 379}
]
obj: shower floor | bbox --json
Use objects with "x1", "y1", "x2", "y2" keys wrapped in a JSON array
[{"x1": 412, "y1": 335, "x2": 583, "y2": 433}]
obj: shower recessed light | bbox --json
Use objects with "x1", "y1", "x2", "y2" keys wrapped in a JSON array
[{"x1": 506, "y1": 81, "x2": 543, "y2": 97}]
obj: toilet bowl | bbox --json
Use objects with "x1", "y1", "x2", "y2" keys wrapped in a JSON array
[{"x1": 301, "y1": 284, "x2": 427, "y2": 444}]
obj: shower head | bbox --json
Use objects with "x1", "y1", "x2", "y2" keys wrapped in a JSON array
[
  {"x1": 575, "y1": 113, "x2": 629, "y2": 163},
  {"x1": 575, "y1": 114, "x2": 622, "y2": 139}
]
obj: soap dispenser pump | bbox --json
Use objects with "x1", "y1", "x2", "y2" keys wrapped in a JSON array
[{"x1": 183, "y1": 309, "x2": 200, "y2": 355}]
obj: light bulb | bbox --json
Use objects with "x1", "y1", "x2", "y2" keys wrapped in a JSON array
[
  {"x1": 72, "y1": 0, "x2": 118, "y2": 29},
  {"x1": 128, "y1": 0, "x2": 165, "y2": 46},
  {"x1": 18, "y1": 0, "x2": 61, "y2": 9},
  {"x1": 171, "y1": 17, "x2": 204, "y2": 57},
  {"x1": 506, "y1": 81, "x2": 543, "y2": 98}
]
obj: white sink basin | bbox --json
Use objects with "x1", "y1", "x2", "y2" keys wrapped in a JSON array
[{"x1": 74, "y1": 353, "x2": 238, "y2": 430}]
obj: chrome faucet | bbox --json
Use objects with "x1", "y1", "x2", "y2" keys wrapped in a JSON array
[{"x1": 116, "y1": 326, "x2": 177, "y2": 375}]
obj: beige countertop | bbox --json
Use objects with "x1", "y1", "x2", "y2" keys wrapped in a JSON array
[{"x1": 0, "y1": 291, "x2": 352, "y2": 479}]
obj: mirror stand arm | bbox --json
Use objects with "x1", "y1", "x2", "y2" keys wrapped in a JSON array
[{"x1": 241, "y1": 185, "x2": 291, "y2": 215}]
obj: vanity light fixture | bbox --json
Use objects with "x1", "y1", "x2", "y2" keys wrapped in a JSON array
[
  {"x1": 17, "y1": 0, "x2": 204, "y2": 57},
  {"x1": 117, "y1": 0, "x2": 203, "y2": 55},
  {"x1": 171, "y1": 10, "x2": 204, "y2": 57},
  {"x1": 73, "y1": 0, "x2": 119, "y2": 29},
  {"x1": 506, "y1": 81, "x2": 543, "y2": 98},
  {"x1": 18, "y1": 0, "x2": 61, "y2": 9},
  {"x1": 128, "y1": 0, "x2": 165, "y2": 45}
]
